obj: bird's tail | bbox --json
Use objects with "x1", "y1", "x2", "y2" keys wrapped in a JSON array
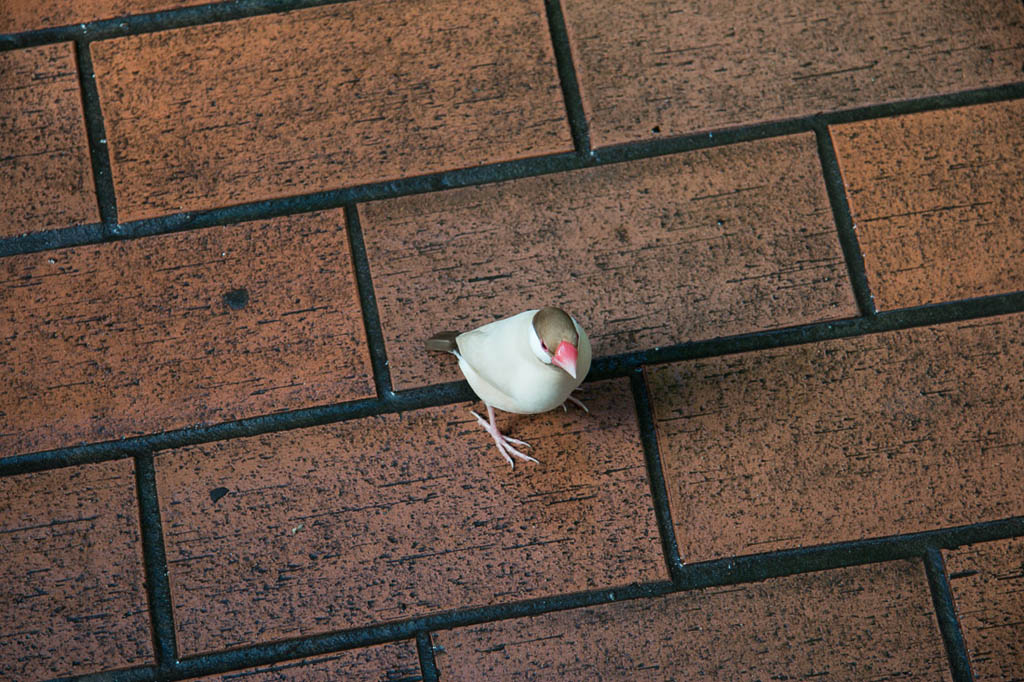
[{"x1": 425, "y1": 331, "x2": 459, "y2": 352}]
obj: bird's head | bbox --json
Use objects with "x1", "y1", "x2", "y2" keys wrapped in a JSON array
[{"x1": 528, "y1": 307, "x2": 580, "y2": 379}]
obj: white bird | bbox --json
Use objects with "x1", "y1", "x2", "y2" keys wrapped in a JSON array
[{"x1": 426, "y1": 307, "x2": 592, "y2": 467}]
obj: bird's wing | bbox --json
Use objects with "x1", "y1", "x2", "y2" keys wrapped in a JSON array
[{"x1": 456, "y1": 310, "x2": 537, "y2": 400}]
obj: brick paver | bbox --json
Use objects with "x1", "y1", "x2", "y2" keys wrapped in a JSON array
[
  {"x1": 363, "y1": 133, "x2": 856, "y2": 390},
  {"x1": 0, "y1": 43, "x2": 98, "y2": 238},
  {"x1": 0, "y1": 209, "x2": 372, "y2": 457},
  {"x1": 832, "y1": 100, "x2": 1024, "y2": 310},
  {"x1": 90, "y1": 0, "x2": 572, "y2": 222},
  {"x1": 0, "y1": 0, "x2": 208, "y2": 33},
  {"x1": 562, "y1": 0, "x2": 1024, "y2": 146},
  {"x1": 185, "y1": 642, "x2": 422, "y2": 681},
  {"x1": 0, "y1": 460, "x2": 151, "y2": 680},
  {"x1": 434, "y1": 560, "x2": 950, "y2": 680},
  {"x1": 648, "y1": 313, "x2": 1024, "y2": 563},
  {"x1": 945, "y1": 537, "x2": 1024, "y2": 680},
  {"x1": 155, "y1": 378, "x2": 664, "y2": 655}
]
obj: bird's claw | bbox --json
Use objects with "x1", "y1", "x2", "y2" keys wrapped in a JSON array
[
  {"x1": 563, "y1": 394, "x2": 590, "y2": 414},
  {"x1": 470, "y1": 410, "x2": 538, "y2": 468}
]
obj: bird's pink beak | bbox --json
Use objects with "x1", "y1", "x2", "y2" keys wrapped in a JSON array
[{"x1": 552, "y1": 340, "x2": 578, "y2": 379}]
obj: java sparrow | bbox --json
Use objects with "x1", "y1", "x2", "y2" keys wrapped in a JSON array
[{"x1": 426, "y1": 307, "x2": 592, "y2": 467}]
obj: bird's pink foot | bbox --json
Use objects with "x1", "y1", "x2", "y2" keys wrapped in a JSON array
[{"x1": 471, "y1": 408, "x2": 538, "y2": 468}]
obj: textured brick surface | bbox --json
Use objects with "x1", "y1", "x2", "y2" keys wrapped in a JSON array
[
  {"x1": 155, "y1": 378, "x2": 664, "y2": 655},
  {"x1": 363, "y1": 133, "x2": 856, "y2": 390},
  {"x1": 832, "y1": 101, "x2": 1024, "y2": 310},
  {"x1": 0, "y1": 0, "x2": 209, "y2": 33},
  {"x1": 186, "y1": 642, "x2": 421, "y2": 681},
  {"x1": 562, "y1": 0, "x2": 1024, "y2": 146},
  {"x1": 0, "y1": 43, "x2": 98, "y2": 238},
  {"x1": 0, "y1": 460, "x2": 152, "y2": 680},
  {"x1": 90, "y1": 0, "x2": 572, "y2": 222},
  {"x1": 648, "y1": 313, "x2": 1024, "y2": 563},
  {"x1": 945, "y1": 538, "x2": 1024, "y2": 681},
  {"x1": 0, "y1": 209, "x2": 371, "y2": 457},
  {"x1": 435, "y1": 560, "x2": 950, "y2": 680}
]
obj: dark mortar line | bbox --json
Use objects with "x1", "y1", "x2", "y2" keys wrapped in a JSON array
[
  {"x1": 925, "y1": 548, "x2": 975, "y2": 682},
  {"x1": 56, "y1": 668, "x2": 156, "y2": 682},
  {"x1": 4, "y1": 289, "x2": 1024, "y2": 478},
  {"x1": 0, "y1": 0, "x2": 358, "y2": 51},
  {"x1": 57, "y1": 517, "x2": 1024, "y2": 681},
  {"x1": 73, "y1": 40, "x2": 119, "y2": 229},
  {"x1": 543, "y1": 0, "x2": 591, "y2": 154},
  {"x1": 814, "y1": 122, "x2": 875, "y2": 316},
  {"x1": 629, "y1": 371, "x2": 685, "y2": 582},
  {"x1": 134, "y1": 454, "x2": 180, "y2": 671},
  {"x1": 2, "y1": 84, "x2": 1023, "y2": 259},
  {"x1": 344, "y1": 204, "x2": 394, "y2": 399},
  {"x1": 416, "y1": 631, "x2": 440, "y2": 682}
]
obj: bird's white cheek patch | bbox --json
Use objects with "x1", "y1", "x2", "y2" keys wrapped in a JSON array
[{"x1": 528, "y1": 325, "x2": 553, "y2": 364}]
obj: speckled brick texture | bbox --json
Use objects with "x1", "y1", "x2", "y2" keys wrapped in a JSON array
[
  {"x1": 945, "y1": 538, "x2": 1024, "y2": 680},
  {"x1": 89, "y1": 0, "x2": 572, "y2": 222},
  {"x1": 648, "y1": 313, "x2": 1024, "y2": 563},
  {"x1": 363, "y1": 133, "x2": 856, "y2": 390},
  {"x1": 832, "y1": 100, "x2": 1024, "y2": 310},
  {"x1": 434, "y1": 560, "x2": 950, "y2": 680},
  {"x1": 561, "y1": 0, "x2": 1024, "y2": 146},
  {"x1": 185, "y1": 642, "x2": 422, "y2": 681},
  {"x1": 0, "y1": 209, "x2": 371, "y2": 457},
  {"x1": 0, "y1": 0, "x2": 209, "y2": 33},
  {"x1": 0, "y1": 43, "x2": 98, "y2": 238},
  {"x1": 0, "y1": 460, "x2": 152, "y2": 680},
  {"x1": 155, "y1": 378, "x2": 664, "y2": 655}
]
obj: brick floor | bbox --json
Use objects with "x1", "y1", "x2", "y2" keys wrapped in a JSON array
[
  {"x1": 945, "y1": 538, "x2": 1024, "y2": 680},
  {"x1": 0, "y1": 460, "x2": 152, "y2": 680},
  {"x1": 562, "y1": 0, "x2": 1024, "y2": 146},
  {"x1": 184, "y1": 642, "x2": 421, "y2": 681},
  {"x1": 0, "y1": 43, "x2": 98, "y2": 238},
  {"x1": 831, "y1": 100, "x2": 1024, "y2": 310},
  {"x1": 434, "y1": 561, "x2": 949, "y2": 680},
  {"x1": 90, "y1": 0, "x2": 571, "y2": 222},
  {"x1": 1, "y1": 209, "x2": 372, "y2": 456},
  {"x1": 2, "y1": 0, "x2": 1023, "y2": 680}
]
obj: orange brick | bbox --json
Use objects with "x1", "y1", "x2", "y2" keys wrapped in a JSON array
[
  {"x1": 945, "y1": 537, "x2": 1024, "y2": 681},
  {"x1": 648, "y1": 313, "x2": 1024, "y2": 563},
  {"x1": 434, "y1": 561, "x2": 950, "y2": 680},
  {"x1": 0, "y1": 460, "x2": 152, "y2": 679},
  {"x1": 0, "y1": 209, "x2": 372, "y2": 457},
  {"x1": 90, "y1": 0, "x2": 572, "y2": 222},
  {"x1": 0, "y1": 43, "x2": 98, "y2": 238},
  {"x1": 0, "y1": 0, "x2": 209, "y2": 33},
  {"x1": 184, "y1": 642, "x2": 421, "y2": 681},
  {"x1": 832, "y1": 100, "x2": 1024, "y2": 310},
  {"x1": 363, "y1": 133, "x2": 856, "y2": 390},
  {"x1": 561, "y1": 0, "x2": 1024, "y2": 146},
  {"x1": 154, "y1": 379, "x2": 664, "y2": 655}
]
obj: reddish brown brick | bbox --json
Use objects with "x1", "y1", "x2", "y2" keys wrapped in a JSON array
[
  {"x1": 186, "y1": 642, "x2": 421, "y2": 681},
  {"x1": 90, "y1": 0, "x2": 572, "y2": 222},
  {"x1": 435, "y1": 560, "x2": 950, "y2": 680},
  {"x1": 363, "y1": 133, "x2": 856, "y2": 390},
  {"x1": 0, "y1": 43, "x2": 98, "y2": 238},
  {"x1": 0, "y1": 0, "x2": 208, "y2": 33},
  {"x1": 561, "y1": 0, "x2": 1024, "y2": 146},
  {"x1": 832, "y1": 101, "x2": 1024, "y2": 310},
  {"x1": 945, "y1": 538, "x2": 1024, "y2": 681},
  {"x1": 648, "y1": 313, "x2": 1024, "y2": 563},
  {"x1": 0, "y1": 209, "x2": 372, "y2": 457},
  {"x1": 0, "y1": 460, "x2": 152, "y2": 680},
  {"x1": 154, "y1": 378, "x2": 664, "y2": 655}
]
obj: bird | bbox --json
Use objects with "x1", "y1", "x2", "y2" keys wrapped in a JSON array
[{"x1": 426, "y1": 307, "x2": 592, "y2": 467}]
